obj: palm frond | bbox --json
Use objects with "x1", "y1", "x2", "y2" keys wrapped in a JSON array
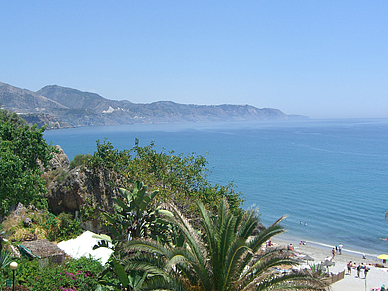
[
  {"x1": 237, "y1": 208, "x2": 259, "y2": 239},
  {"x1": 255, "y1": 271, "x2": 327, "y2": 291},
  {"x1": 166, "y1": 203, "x2": 208, "y2": 264},
  {"x1": 139, "y1": 273, "x2": 188, "y2": 291},
  {"x1": 269, "y1": 215, "x2": 288, "y2": 228},
  {"x1": 234, "y1": 247, "x2": 298, "y2": 289},
  {"x1": 219, "y1": 214, "x2": 237, "y2": 263},
  {"x1": 123, "y1": 255, "x2": 168, "y2": 277},
  {"x1": 123, "y1": 239, "x2": 170, "y2": 256},
  {"x1": 248, "y1": 224, "x2": 285, "y2": 253},
  {"x1": 221, "y1": 238, "x2": 251, "y2": 291}
]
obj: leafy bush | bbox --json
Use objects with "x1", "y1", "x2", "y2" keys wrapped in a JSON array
[
  {"x1": 87, "y1": 139, "x2": 244, "y2": 217},
  {"x1": 1, "y1": 256, "x2": 103, "y2": 291},
  {"x1": 79, "y1": 204, "x2": 99, "y2": 221},
  {"x1": 42, "y1": 213, "x2": 83, "y2": 242},
  {"x1": 0, "y1": 109, "x2": 57, "y2": 215},
  {"x1": 70, "y1": 154, "x2": 92, "y2": 170}
]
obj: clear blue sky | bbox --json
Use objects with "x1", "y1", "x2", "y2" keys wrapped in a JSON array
[{"x1": 1, "y1": 1, "x2": 387, "y2": 119}]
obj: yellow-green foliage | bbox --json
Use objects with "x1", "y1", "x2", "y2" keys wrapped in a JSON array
[
  {"x1": 2, "y1": 208, "x2": 47, "y2": 242},
  {"x1": 41, "y1": 167, "x2": 68, "y2": 187},
  {"x1": 70, "y1": 153, "x2": 92, "y2": 169},
  {"x1": 1, "y1": 209, "x2": 82, "y2": 243}
]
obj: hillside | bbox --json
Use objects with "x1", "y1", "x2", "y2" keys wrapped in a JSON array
[{"x1": 0, "y1": 81, "x2": 306, "y2": 128}]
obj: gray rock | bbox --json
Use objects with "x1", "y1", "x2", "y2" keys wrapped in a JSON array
[
  {"x1": 45, "y1": 164, "x2": 121, "y2": 215},
  {"x1": 23, "y1": 217, "x2": 32, "y2": 227},
  {"x1": 49, "y1": 145, "x2": 69, "y2": 169},
  {"x1": 10, "y1": 203, "x2": 27, "y2": 217}
]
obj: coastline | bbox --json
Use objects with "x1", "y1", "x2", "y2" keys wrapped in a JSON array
[
  {"x1": 274, "y1": 232, "x2": 382, "y2": 260},
  {"x1": 272, "y1": 234, "x2": 388, "y2": 291}
]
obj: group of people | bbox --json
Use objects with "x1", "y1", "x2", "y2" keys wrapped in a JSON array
[
  {"x1": 331, "y1": 243, "x2": 344, "y2": 259},
  {"x1": 347, "y1": 261, "x2": 370, "y2": 279}
]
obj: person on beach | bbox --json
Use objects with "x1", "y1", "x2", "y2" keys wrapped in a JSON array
[
  {"x1": 332, "y1": 248, "x2": 335, "y2": 259},
  {"x1": 347, "y1": 261, "x2": 352, "y2": 275},
  {"x1": 357, "y1": 264, "x2": 361, "y2": 278},
  {"x1": 364, "y1": 266, "x2": 369, "y2": 279},
  {"x1": 338, "y1": 243, "x2": 343, "y2": 254}
]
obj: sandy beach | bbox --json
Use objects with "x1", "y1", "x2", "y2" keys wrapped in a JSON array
[{"x1": 272, "y1": 236, "x2": 388, "y2": 291}]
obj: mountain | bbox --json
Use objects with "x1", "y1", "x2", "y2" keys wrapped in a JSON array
[
  {"x1": 0, "y1": 81, "x2": 307, "y2": 128},
  {"x1": 0, "y1": 82, "x2": 67, "y2": 112}
]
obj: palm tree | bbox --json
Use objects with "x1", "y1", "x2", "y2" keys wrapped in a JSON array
[{"x1": 122, "y1": 199, "x2": 327, "y2": 291}]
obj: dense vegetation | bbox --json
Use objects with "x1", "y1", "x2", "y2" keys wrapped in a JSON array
[
  {"x1": 0, "y1": 109, "x2": 57, "y2": 215},
  {"x1": 1, "y1": 256, "x2": 103, "y2": 290},
  {"x1": 87, "y1": 138, "x2": 244, "y2": 217},
  {"x1": 122, "y1": 199, "x2": 326, "y2": 291},
  {"x1": 0, "y1": 108, "x2": 326, "y2": 290}
]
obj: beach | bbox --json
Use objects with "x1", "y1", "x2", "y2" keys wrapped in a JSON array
[{"x1": 273, "y1": 236, "x2": 388, "y2": 291}]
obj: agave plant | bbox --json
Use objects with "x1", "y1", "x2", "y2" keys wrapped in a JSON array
[
  {"x1": 94, "y1": 181, "x2": 174, "y2": 290},
  {"x1": 122, "y1": 198, "x2": 327, "y2": 291},
  {"x1": 102, "y1": 181, "x2": 173, "y2": 243},
  {"x1": 0, "y1": 236, "x2": 11, "y2": 271}
]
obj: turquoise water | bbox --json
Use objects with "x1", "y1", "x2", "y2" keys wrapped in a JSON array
[{"x1": 44, "y1": 119, "x2": 388, "y2": 256}]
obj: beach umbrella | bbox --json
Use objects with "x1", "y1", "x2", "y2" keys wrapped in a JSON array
[
  {"x1": 321, "y1": 260, "x2": 335, "y2": 267},
  {"x1": 377, "y1": 254, "x2": 388, "y2": 260},
  {"x1": 301, "y1": 255, "x2": 314, "y2": 263},
  {"x1": 321, "y1": 260, "x2": 335, "y2": 273}
]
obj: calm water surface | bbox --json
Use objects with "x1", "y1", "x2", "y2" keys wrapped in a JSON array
[{"x1": 44, "y1": 119, "x2": 388, "y2": 256}]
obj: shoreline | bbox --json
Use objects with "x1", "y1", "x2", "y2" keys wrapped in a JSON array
[
  {"x1": 275, "y1": 232, "x2": 382, "y2": 260},
  {"x1": 272, "y1": 234, "x2": 388, "y2": 291}
]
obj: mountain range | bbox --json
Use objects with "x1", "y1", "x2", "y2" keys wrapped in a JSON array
[{"x1": 0, "y1": 81, "x2": 306, "y2": 129}]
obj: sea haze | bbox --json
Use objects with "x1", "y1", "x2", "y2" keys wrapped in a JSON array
[{"x1": 44, "y1": 119, "x2": 388, "y2": 256}]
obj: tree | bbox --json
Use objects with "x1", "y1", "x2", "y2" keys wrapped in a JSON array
[
  {"x1": 122, "y1": 199, "x2": 327, "y2": 291},
  {"x1": 0, "y1": 109, "x2": 56, "y2": 214},
  {"x1": 87, "y1": 139, "x2": 244, "y2": 219}
]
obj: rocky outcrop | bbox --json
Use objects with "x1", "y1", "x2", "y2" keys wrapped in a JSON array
[
  {"x1": 21, "y1": 114, "x2": 73, "y2": 129},
  {"x1": 45, "y1": 165, "x2": 122, "y2": 215},
  {"x1": 49, "y1": 145, "x2": 70, "y2": 170},
  {"x1": 43, "y1": 147, "x2": 121, "y2": 218},
  {"x1": 42, "y1": 147, "x2": 128, "y2": 232}
]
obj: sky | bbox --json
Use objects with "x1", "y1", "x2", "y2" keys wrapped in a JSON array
[{"x1": 1, "y1": 1, "x2": 387, "y2": 119}]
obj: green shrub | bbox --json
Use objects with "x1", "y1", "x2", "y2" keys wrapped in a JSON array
[
  {"x1": 79, "y1": 205, "x2": 99, "y2": 221},
  {"x1": 1, "y1": 256, "x2": 103, "y2": 291},
  {"x1": 70, "y1": 154, "x2": 92, "y2": 170},
  {"x1": 56, "y1": 169, "x2": 68, "y2": 183},
  {"x1": 42, "y1": 213, "x2": 83, "y2": 242}
]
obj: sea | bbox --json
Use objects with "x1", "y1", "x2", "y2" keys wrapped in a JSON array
[{"x1": 44, "y1": 118, "x2": 388, "y2": 258}]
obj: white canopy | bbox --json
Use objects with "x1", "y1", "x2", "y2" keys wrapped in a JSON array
[{"x1": 57, "y1": 231, "x2": 113, "y2": 265}]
